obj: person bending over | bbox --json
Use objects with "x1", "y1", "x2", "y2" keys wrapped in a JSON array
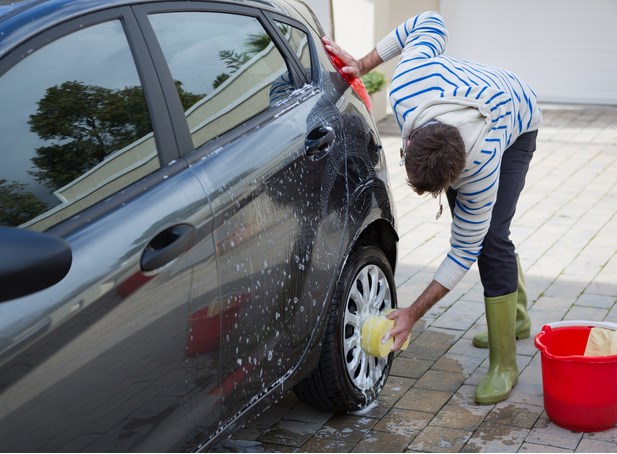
[{"x1": 323, "y1": 11, "x2": 542, "y2": 404}]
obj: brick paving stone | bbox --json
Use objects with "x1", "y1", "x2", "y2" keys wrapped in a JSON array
[
  {"x1": 315, "y1": 414, "x2": 377, "y2": 444},
  {"x1": 352, "y1": 430, "x2": 411, "y2": 453},
  {"x1": 515, "y1": 334, "x2": 538, "y2": 357},
  {"x1": 430, "y1": 404, "x2": 490, "y2": 431},
  {"x1": 431, "y1": 299, "x2": 484, "y2": 331},
  {"x1": 576, "y1": 438, "x2": 617, "y2": 453},
  {"x1": 231, "y1": 403, "x2": 291, "y2": 440},
  {"x1": 448, "y1": 336, "x2": 489, "y2": 359},
  {"x1": 414, "y1": 369, "x2": 465, "y2": 393},
  {"x1": 431, "y1": 352, "x2": 486, "y2": 377},
  {"x1": 564, "y1": 305, "x2": 609, "y2": 321},
  {"x1": 485, "y1": 402, "x2": 544, "y2": 429},
  {"x1": 372, "y1": 408, "x2": 432, "y2": 438},
  {"x1": 461, "y1": 421, "x2": 529, "y2": 452},
  {"x1": 519, "y1": 442, "x2": 573, "y2": 452},
  {"x1": 464, "y1": 365, "x2": 488, "y2": 387},
  {"x1": 583, "y1": 427, "x2": 617, "y2": 443},
  {"x1": 257, "y1": 420, "x2": 322, "y2": 448},
  {"x1": 401, "y1": 328, "x2": 462, "y2": 361},
  {"x1": 407, "y1": 426, "x2": 472, "y2": 453},
  {"x1": 448, "y1": 383, "x2": 483, "y2": 406},
  {"x1": 349, "y1": 394, "x2": 399, "y2": 419},
  {"x1": 380, "y1": 375, "x2": 417, "y2": 398},
  {"x1": 525, "y1": 417, "x2": 584, "y2": 450},
  {"x1": 297, "y1": 436, "x2": 355, "y2": 452},
  {"x1": 390, "y1": 356, "x2": 433, "y2": 379},
  {"x1": 260, "y1": 442, "x2": 298, "y2": 452},
  {"x1": 215, "y1": 439, "x2": 294, "y2": 452},
  {"x1": 284, "y1": 402, "x2": 334, "y2": 425},
  {"x1": 394, "y1": 387, "x2": 451, "y2": 414},
  {"x1": 508, "y1": 355, "x2": 545, "y2": 408}
]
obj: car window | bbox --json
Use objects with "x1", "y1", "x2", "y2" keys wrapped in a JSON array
[
  {"x1": 275, "y1": 21, "x2": 312, "y2": 80},
  {"x1": 0, "y1": 20, "x2": 158, "y2": 232},
  {"x1": 148, "y1": 12, "x2": 295, "y2": 149}
]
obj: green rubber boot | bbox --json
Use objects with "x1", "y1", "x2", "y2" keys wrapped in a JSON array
[
  {"x1": 473, "y1": 255, "x2": 531, "y2": 348},
  {"x1": 475, "y1": 291, "x2": 519, "y2": 405}
]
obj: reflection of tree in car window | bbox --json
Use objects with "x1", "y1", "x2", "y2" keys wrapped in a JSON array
[
  {"x1": 27, "y1": 81, "x2": 202, "y2": 190},
  {"x1": 0, "y1": 19, "x2": 175, "y2": 230},
  {"x1": 0, "y1": 179, "x2": 46, "y2": 226},
  {"x1": 213, "y1": 32, "x2": 277, "y2": 90},
  {"x1": 0, "y1": 80, "x2": 202, "y2": 228}
]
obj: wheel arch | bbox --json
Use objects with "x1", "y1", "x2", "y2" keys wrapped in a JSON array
[{"x1": 351, "y1": 218, "x2": 399, "y2": 275}]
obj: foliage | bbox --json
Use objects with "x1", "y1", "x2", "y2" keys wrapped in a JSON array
[
  {"x1": 213, "y1": 33, "x2": 273, "y2": 89},
  {"x1": 0, "y1": 179, "x2": 46, "y2": 226},
  {"x1": 28, "y1": 80, "x2": 202, "y2": 190},
  {"x1": 361, "y1": 70, "x2": 386, "y2": 95}
]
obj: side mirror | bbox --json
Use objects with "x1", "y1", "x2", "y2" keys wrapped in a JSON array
[{"x1": 0, "y1": 226, "x2": 72, "y2": 303}]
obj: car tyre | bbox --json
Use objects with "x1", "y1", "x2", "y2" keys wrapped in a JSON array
[{"x1": 294, "y1": 245, "x2": 396, "y2": 411}]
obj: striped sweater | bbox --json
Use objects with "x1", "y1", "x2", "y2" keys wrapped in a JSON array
[{"x1": 376, "y1": 12, "x2": 542, "y2": 290}]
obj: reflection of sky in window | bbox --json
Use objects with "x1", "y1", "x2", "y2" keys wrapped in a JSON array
[
  {"x1": 0, "y1": 20, "x2": 142, "y2": 200},
  {"x1": 148, "y1": 12, "x2": 267, "y2": 97}
]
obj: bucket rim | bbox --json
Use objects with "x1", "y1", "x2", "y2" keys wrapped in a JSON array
[{"x1": 534, "y1": 320, "x2": 617, "y2": 362}]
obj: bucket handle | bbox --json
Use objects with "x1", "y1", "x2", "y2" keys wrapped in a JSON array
[{"x1": 546, "y1": 320, "x2": 617, "y2": 330}]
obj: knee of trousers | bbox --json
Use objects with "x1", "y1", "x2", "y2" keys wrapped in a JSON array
[{"x1": 478, "y1": 237, "x2": 517, "y2": 297}]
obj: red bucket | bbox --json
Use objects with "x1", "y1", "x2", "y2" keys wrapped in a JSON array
[{"x1": 535, "y1": 321, "x2": 617, "y2": 432}]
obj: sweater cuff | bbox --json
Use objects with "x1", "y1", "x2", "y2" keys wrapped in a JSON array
[
  {"x1": 376, "y1": 34, "x2": 402, "y2": 63},
  {"x1": 433, "y1": 257, "x2": 467, "y2": 290}
]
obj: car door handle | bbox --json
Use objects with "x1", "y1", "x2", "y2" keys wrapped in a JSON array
[
  {"x1": 305, "y1": 126, "x2": 335, "y2": 158},
  {"x1": 140, "y1": 224, "x2": 196, "y2": 272}
]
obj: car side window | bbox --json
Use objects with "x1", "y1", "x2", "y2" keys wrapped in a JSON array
[
  {"x1": 148, "y1": 12, "x2": 296, "y2": 149},
  {"x1": 0, "y1": 20, "x2": 158, "y2": 232},
  {"x1": 275, "y1": 21, "x2": 313, "y2": 81}
]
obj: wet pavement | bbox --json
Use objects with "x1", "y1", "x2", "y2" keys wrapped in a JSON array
[{"x1": 221, "y1": 104, "x2": 617, "y2": 453}]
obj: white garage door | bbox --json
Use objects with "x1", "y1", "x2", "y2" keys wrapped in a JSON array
[{"x1": 440, "y1": 0, "x2": 617, "y2": 105}]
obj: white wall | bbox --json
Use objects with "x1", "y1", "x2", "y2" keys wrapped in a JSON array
[
  {"x1": 324, "y1": 0, "x2": 617, "y2": 105},
  {"x1": 329, "y1": 0, "x2": 439, "y2": 120},
  {"x1": 440, "y1": 0, "x2": 617, "y2": 105}
]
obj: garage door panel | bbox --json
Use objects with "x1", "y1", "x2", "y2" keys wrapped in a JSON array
[{"x1": 441, "y1": 0, "x2": 617, "y2": 105}]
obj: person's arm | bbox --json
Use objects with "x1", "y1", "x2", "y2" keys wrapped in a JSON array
[
  {"x1": 321, "y1": 37, "x2": 382, "y2": 78},
  {"x1": 386, "y1": 280, "x2": 449, "y2": 350},
  {"x1": 321, "y1": 11, "x2": 447, "y2": 78}
]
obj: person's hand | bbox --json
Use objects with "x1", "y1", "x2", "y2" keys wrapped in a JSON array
[
  {"x1": 385, "y1": 307, "x2": 417, "y2": 351},
  {"x1": 321, "y1": 37, "x2": 363, "y2": 77}
]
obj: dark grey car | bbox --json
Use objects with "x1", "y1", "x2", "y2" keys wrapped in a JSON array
[{"x1": 0, "y1": 0, "x2": 399, "y2": 451}]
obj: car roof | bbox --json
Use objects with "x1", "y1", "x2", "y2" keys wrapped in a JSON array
[{"x1": 0, "y1": 0, "x2": 299, "y2": 57}]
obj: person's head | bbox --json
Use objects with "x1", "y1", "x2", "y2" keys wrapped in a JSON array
[{"x1": 402, "y1": 121, "x2": 466, "y2": 196}]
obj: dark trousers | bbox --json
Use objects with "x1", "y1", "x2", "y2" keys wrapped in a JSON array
[{"x1": 446, "y1": 130, "x2": 538, "y2": 297}]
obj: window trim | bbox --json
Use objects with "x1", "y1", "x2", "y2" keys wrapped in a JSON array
[{"x1": 263, "y1": 12, "x2": 320, "y2": 86}]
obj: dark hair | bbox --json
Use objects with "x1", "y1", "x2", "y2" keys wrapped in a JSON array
[{"x1": 404, "y1": 121, "x2": 466, "y2": 196}]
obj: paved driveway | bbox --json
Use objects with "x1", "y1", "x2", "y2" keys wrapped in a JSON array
[{"x1": 218, "y1": 104, "x2": 617, "y2": 453}]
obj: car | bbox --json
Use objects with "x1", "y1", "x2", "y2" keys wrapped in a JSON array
[{"x1": 0, "y1": 0, "x2": 399, "y2": 451}]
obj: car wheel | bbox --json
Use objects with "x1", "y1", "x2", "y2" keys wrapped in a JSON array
[{"x1": 294, "y1": 245, "x2": 396, "y2": 411}]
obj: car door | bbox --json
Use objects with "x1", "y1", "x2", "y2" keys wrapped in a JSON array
[
  {"x1": 0, "y1": 7, "x2": 220, "y2": 452},
  {"x1": 136, "y1": 2, "x2": 349, "y2": 424}
]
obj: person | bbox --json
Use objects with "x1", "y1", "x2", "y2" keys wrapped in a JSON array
[{"x1": 323, "y1": 11, "x2": 542, "y2": 405}]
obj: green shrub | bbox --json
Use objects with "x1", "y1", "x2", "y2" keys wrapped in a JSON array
[{"x1": 361, "y1": 71, "x2": 386, "y2": 95}]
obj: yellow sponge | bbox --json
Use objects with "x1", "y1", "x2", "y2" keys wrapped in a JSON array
[{"x1": 361, "y1": 309, "x2": 410, "y2": 358}]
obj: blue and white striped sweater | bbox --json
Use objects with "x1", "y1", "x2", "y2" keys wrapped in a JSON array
[{"x1": 376, "y1": 12, "x2": 542, "y2": 289}]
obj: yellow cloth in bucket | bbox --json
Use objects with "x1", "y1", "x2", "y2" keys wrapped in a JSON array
[
  {"x1": 584, "y1": 327, "x2": 617, "y2": 357},
  {"x1": 361, "y1": 309, "x2": 410, "y2": 358}
]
